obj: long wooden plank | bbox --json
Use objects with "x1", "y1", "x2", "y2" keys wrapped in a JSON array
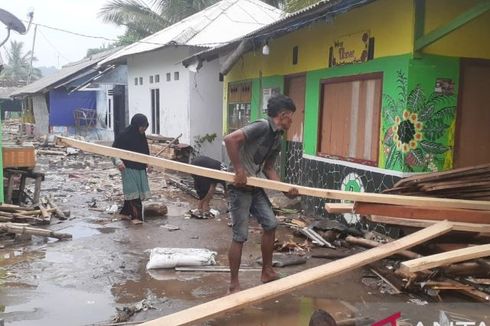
[
  {"x1": 399, "y1": 244, "x2": 490, "y2": 274},
  {"x1": 367, "y1": 215, "x2": 490, "y2": 233},
  {"x1": 57, "y1": 137, "x2": 490, "y2": 211},
  {"x1": 140, "y1": 221, "x2": 453, "y2": 326},
  {"x1": 354, "y1": 202, "x2": 490, "y2": 223}
]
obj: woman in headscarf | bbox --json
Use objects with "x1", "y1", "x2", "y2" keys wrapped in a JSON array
[{"x1": 112, "y1": 114, "x2": 151, "y2": 225}]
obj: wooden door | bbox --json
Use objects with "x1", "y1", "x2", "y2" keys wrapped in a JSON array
[
  {"x1": 285, "y1": 75, "x2": 306, "y2": 142},
  {"x1": 454, "y1": 60, "x2": 490, "y2": 168}
]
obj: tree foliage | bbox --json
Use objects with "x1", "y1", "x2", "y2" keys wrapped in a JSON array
[
  {"x1": 0, "y1": 40, "x2": 42, "y2": 85},
  {"x1": 98, "y1": 0, "x2": 321, "y2": 45}
]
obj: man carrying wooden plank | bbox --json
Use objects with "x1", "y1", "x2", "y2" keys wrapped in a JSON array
[{"x1": 224, "y1": 94, "x2": 299, "y2": 293}]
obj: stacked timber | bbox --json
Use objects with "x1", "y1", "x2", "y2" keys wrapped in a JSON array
[
  {"x1": 0, "y1": 199, "x2": 72, "y2": 241},
  {"x1": 383, "y1": 164, "x2": 490, "y2": 200}
]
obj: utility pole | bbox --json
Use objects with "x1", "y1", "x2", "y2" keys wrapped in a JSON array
[{"x1": 27, "y1": 23, "x2": 37, "y2": 85}]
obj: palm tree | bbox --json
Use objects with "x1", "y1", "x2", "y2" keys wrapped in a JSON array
[
  {"x1": 99, "y1": 0, "x2": 321, "y2": 45},
  {"x1": 99, "y1": 0, "x2": 219, "y2": 43},
  {"x1": 0, "y1": 40, "x2": 41, "y2": 84}
]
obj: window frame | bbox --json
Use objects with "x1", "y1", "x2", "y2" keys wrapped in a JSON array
[
  {"x1": 227, "y1": 81, "x2": 252, "y2": 133},
  {"x1": 317, "y1": 72, "x2": 383, "y2": 166}
]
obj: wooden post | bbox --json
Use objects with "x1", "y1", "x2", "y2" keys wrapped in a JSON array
[
  {"x1": 140, "y1": 221, "x2": 453, "y2": 326},
  {"x1": 6, "y1": 173, "x2": 15, "y2": 204},
  {"x1": 33, "y1": 176, "x2": 43, "y2": 204}
]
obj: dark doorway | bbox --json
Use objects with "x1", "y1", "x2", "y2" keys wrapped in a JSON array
[
  {"x1": 112, "y1": 85, "x2": 126, "y2": 137},
  {"x1": 454, "y1": 59, "x2": 490, "y2": 168}
]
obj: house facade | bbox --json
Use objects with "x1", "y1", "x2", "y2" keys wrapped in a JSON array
[
  {"x1": 100, "y1": 0, "x2": 283, "y2": 160},
  {"x1": 126, "y1": 47, "x2": 224, "y2": 159},
  {"x1": 217, "y1": 0, "x2": 490, "y2": 220},
  {"x1": 11, "y1": 50, "x2": 127, "y2": 141}
]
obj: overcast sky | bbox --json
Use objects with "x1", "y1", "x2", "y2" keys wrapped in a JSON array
[{"x1": 1, "y1": 0, "x2": 124, "y2": 68}]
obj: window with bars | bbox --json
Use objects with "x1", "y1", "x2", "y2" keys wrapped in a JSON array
[{"x1": 227, "y1": 82, "x2": 252, "y2": 133}]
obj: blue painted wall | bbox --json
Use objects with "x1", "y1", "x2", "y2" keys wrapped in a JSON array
[{"x1": 49, "y1": 88, "x2": 96, "y2": 126}]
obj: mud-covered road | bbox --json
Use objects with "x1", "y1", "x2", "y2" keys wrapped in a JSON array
[{"x1": 1, "y1": 153, "x2": 488, "y2": 326}]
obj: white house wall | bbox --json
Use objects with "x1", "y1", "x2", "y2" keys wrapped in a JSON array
[
  {"x1": 32, "y1": 95, "x2": 49, "y2": 136},
  {"x1": 189, "y1": 59, "x2": 223, "y2": 160},
  {"x1": 127, "y1": 47, "x2": 191, "y2": 144}
]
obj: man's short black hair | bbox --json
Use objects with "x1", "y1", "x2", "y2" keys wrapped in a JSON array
[
  {"x1": 267, "y1": 94, "x2": 296, "y2": 117},
  {"x1": 309, "y1": 309, "x2": 337, "y2": 326}
]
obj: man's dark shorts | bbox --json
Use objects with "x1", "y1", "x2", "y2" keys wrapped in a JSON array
[
  {"x1": 191, "y1": 156, "x2": 225, "y2": 199},
  {"x1": 228, "y1": 186, "x2": 277, "y2": 242}
]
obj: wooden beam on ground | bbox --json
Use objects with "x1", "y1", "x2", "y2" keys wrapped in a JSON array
[
  {"x1": 399, "y1": 244, "x2": 490, "y2": 274},
  {"x1": 366, "y1": 215, "x2": 490, "y2": 233},
  {"x1": 354, "y1": 202, "x2": 490, "y2": 223},
  {"x1": 56, "y1": 137, "x2": 490, "y2": 211},
  {"x1": 0, "y1": 223, "x2": 72, "y2": 240},
  {"x1": 325, "y1": 203, "x2": 354, "y2": 214},
  {"x1": 140, "y1": 221, "x2": 453, "y2": 326}
]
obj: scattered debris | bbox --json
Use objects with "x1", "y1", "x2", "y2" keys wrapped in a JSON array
[{"x1": 256, "y1": 252, "x2": 307, "y2": 267}]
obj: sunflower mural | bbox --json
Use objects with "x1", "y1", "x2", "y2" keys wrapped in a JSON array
[{"x1": 383, "y1": 71, "x2": 456, "y2": 172}]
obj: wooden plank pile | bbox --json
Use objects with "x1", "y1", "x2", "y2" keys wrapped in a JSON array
[
  {"x1": 383, "y1": 163, "x2": 490, "y2": 200},
  {"x1": 0, "y1": 198, "x2": 72, "y2": 241},
  {"x1": 333, "y1": 165, "x2": 490, "y2": 303}
]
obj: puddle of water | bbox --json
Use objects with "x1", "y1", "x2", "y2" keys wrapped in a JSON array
[
  {"x1": 57, "y1": 223, "x2": 101, "y2": 239},
  {"x1": 44, "y1": 251, "x2": 74, "y2": 264},
  {"x1": 97, "y1": 227, "x2": 118, "y2": 234},
  {"x1": 0, "y1": 249, "x2": 45, "y2": 267},
  {"x1": 0, "y1": 283, "x2": 114, "y2": 326}
]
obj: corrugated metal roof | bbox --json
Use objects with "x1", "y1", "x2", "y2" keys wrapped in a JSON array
[
  {"x1": 10, "y1": 48, "x2": 120, "y2": 97},
  {"x1": 182, "y1": 0, "x2": 373, "y2": 67},
  {"x1": 98, "y1": 0, "x2": 283, "y2": 66},
  {"x1": 0, "y1": 87, "x2": 20, "y2": 99}
]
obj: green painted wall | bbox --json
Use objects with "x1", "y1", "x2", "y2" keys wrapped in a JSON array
[
  {"x1": 251, "y1": 75, "x2": 284, "y2": 122},
  {"x1": 0, "y1": 120, "x2": 3, "y2": 203},
  {"x1": 381, "y1": 54, "x2": 459, "y2": 172},
  {"x1": 225, "y1": 54, "x2": 461, "y2": 174},
  {"x1": 303, "y1": 54, "x2": 411, "y2": 160}
]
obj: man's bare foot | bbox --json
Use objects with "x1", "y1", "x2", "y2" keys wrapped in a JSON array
[
  {"x1": 261, "y1": 267, "x2": 280, "y2": 283},
  {"x1": 131, "y1": 219, "x2": 143, "y2": 225},
  {"x1": 228, "y1": 283, "x2": 241, "y2": 294}
]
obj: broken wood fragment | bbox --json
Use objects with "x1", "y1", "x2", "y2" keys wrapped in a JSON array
[
  {"x1": 424, "y1": 278, "x2": 490, "y2": 302},
  {"x1": 46, "y1": 196, "x2": 66, "y2": 220},
  {"x1": 325, "y1": 203, "x2": 354, "y2": 214}
]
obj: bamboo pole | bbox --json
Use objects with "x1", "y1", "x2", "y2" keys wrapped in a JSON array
[{"x1": 56, "y1": 137, "x2": 490, "y2": 211}]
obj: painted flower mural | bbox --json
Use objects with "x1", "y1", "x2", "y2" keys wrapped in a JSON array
[{"x1": 383, "y1": 71, "x2": 456, "y2": 172}]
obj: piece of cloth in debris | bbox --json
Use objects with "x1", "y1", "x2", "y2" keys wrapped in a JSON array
[
  {"x1": 191, "y1": 156, "x2": 226, "y2": 199},
  {"x1": 112, "y1": 113, "x2": 150, "y2": 170}
]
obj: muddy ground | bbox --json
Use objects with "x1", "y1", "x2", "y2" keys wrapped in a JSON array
[{"x1": 0, "y1": 152, "x2": 489, "y2": 326}]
